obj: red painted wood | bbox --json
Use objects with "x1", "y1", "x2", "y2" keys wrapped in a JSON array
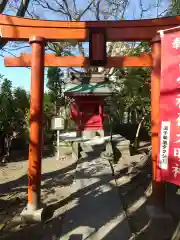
[
  {"x1": 4, "y1": 54, "x2": 153, "y2": 67},
  {"x1": 1, "y1": 14, "x2": 180, "y2": 41},
  {"x1": 70, "y1": 96, "x2": 105, "y2": 131},
  {"x1": 28, "y1": 36, "x2": 44, "y2": 210}
]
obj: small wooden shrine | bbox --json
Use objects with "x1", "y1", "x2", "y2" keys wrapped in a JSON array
[{"x1": 64, "y1": 73, "x2": 113, "y2": 136}]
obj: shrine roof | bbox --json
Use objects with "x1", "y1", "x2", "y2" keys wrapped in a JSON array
[{"x1": 64, "y1": 83, "x2": 113, "y2": 96}]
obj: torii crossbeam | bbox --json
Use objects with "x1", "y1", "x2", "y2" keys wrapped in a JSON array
[
  {"x1": 4, "y1": 54, "x2": 152, "y2": 67},
  {"x1": 2, "y1": 13, "x2": 179, "y2": 221}
]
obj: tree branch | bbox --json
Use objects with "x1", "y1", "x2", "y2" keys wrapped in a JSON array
[
  {"x1": 17, "y1": 0, "x2": 30, "y2": 16},
  {"x1": 77, "y1": 42, "x2": 85, "y2": 57},
  {"x1": 0, "y1": 0, "x2": 8, "y2": 13},
  {"x1": 72, "y1": 0, "x2": 77, "y2": 15},
  {"x1": 78, "y1": 0, "x2": 96, "y2": 19},
  {"x1": 95, "y1": 0, "x2": 102, "y2": 20},
  {"x1": 62, "y1": 0, "x2": 72, "y2": 20},
  {"x1": 0, "y1": 0, "x2": 31, "y2": 49}
]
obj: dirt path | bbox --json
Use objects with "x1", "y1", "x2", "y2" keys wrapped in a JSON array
[{"x1": 0, "y1": 148, "x2": 75, "y2": 239}]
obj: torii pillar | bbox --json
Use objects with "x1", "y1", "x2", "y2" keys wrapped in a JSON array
[{"x1": 21, "y1": 36, "x2": 45, "y2": 221}]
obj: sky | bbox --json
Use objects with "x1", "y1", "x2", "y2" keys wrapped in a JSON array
[{"x1": 0, "y1": 0, "x2": 170, "y2": 91}]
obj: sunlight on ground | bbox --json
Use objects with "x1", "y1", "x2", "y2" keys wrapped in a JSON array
[{"x1": 60, "y1": 212, "x2": 126, "y2": 240}]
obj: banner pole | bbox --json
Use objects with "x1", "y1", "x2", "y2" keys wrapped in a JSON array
[{"x1": 150, "y1": 35, "x2": 166, "y2": 208}]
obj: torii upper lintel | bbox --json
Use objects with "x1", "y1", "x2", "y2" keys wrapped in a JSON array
[{"x1": 1, "y1": 14, "x2": 180, "y2": 41}]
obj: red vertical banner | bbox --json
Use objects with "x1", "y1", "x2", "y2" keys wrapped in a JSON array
[{"x1": 158, "y1": 30, "x2": 180, "y2": 185}]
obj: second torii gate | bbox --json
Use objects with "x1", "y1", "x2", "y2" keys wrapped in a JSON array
[{"x1": 2, "y1": 13, "x2": 180, "y2": 220}]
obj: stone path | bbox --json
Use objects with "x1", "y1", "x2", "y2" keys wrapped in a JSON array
[{"x1": 59, "y1": 147, "x2": 132, "y2": 239}]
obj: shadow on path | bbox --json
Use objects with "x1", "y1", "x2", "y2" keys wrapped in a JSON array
[{"x1": 1, "y1": 150, "x2": 177, "y2": 240}]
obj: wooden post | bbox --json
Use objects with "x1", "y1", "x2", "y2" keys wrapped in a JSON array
[
  {"x1": 89, "y1": 28, "x2": 107, "y2": 66},
  {"x1": 150, "y1": 36, "x2": 165, "y2": 208},
  {"x1": 56, "y1": 130, "x2": 60, "y2": 160},
  {"x1": 28, "y1": 36, "x2": 45, "y2": 210}
]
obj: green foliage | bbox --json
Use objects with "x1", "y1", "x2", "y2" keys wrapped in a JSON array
[
  {"x1": 45, "y1": 67, "x2": 66, "y2": 143},
  {"x1": 13, "y1": 87, "x2": 29, "y2": 133},
  {"x1": 109, "y1": 41, "x2": 151, "y2": 135},
  {"x1": 47, "y1": 67, "x2": 65, "y2": 111},
  {"x1": 0, "y1": 78, "x2": 14, "y2": 132},
  {"x1": 0, "y1": 66, "x2": 67, "y2": 151},
  {"x1": 167, "y1": 0, "x2": 180, "y2": 16},
  {"x1": 43, "y1": 93, "x2": 54, "y2": 143},
  {"x1": 0, "y1": 78, "x2": 30, "y2": 136}
]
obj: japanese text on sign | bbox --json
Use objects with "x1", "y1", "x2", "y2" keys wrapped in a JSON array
[
  {"x1": 157, "y1": 31, "x2": 180, "y2": 185},
  {"x1": 159, "y1": 121, "x2": 171, "y2": 170}
]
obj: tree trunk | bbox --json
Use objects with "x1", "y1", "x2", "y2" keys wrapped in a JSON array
[
  {"x1": 0, "y1": 133, "x2": 5, "y2": 158},
  {"x1": 2, "y1": 134, "x2": 13, "y2": 162}
]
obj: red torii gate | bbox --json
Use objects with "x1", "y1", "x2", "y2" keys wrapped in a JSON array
[{"x1": 2, "y1": 13, "x2": 180, "y2": 220}]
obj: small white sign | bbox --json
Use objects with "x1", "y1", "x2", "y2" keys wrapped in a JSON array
[
  {"x1": 51, "y1": 117, "x2": 64, "y2": 130},
  {"x1": 159, "y1": 121, "x2": 171, "y2": 170}
]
